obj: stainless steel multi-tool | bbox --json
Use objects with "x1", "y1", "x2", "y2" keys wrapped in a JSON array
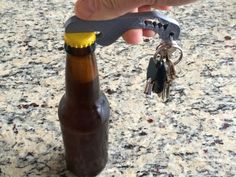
[{"x1": 65, "y1": 11, "x2": 183, "y2": 102}]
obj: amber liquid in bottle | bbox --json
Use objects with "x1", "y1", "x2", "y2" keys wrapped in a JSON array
[{"x1": 58, "y1": 44, "x2": 110, "y2": 177}]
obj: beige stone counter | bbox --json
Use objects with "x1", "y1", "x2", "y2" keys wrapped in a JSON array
[{"x1": 0, "y1": 0, "x2": 235, "y2": 176}]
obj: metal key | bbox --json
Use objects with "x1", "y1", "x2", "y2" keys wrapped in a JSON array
[{"x1": 159, "y1": 56, "x2": 176, "y2": 101}]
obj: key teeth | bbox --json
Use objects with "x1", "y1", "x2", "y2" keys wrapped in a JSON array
[
  {"x1": 158, "y1": 83, "x2": 171, "y2": 103},
  {"x1": 144, "y1": 78, "x2": 153, "y2": 95}
]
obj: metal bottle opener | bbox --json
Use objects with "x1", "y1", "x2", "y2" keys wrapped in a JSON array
[{"x1": 64, "y1": 11, "x2": 180, "y2": 46}]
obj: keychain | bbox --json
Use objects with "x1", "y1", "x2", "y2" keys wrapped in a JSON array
[{"x1": 144, "y1": 37, "x2": 183, "y2": 102}]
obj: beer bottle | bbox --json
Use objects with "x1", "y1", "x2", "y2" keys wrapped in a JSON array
[{"x1": 58, "y1": 32, "x2": 110, "y2": 177}]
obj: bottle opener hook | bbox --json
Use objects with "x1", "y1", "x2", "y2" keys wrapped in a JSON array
[{"x1": 65, "y1": 11, "x2": 180, "y2": 46}]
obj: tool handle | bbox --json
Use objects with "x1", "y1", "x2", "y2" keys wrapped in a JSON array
[{"x1": 65, "y1": 11, "x2": 180, "y2": 46}]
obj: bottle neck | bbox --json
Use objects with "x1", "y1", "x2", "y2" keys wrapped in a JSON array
[{"x1": 65, "y1": 44, "x2": 100, "y2": 104}]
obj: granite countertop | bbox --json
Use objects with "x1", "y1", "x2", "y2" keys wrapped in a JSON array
[{"x1": 0, "y1": 0, "x2": 236, "y2": 176}]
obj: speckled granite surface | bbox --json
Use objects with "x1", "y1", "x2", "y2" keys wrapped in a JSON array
[{"x1": 1, "y1": 0, "x2": 236, "y2": 177}]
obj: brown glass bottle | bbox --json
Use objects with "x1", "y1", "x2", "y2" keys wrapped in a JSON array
[{"x1": 58, "y1": 34, "x2": 110, "y2": 177}]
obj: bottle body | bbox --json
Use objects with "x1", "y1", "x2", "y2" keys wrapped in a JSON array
[{"x1": 58, "y1": 43, "x2": 110, "y2": 177}]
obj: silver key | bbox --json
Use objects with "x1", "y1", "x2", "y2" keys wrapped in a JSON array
[{"x1": 159, "y1": 57, "x2": 176, "y2": 101}]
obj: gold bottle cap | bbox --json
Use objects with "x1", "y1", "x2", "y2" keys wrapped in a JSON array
[{"x1": 64, "y1": 32, "x2": 96, "y2": 48}]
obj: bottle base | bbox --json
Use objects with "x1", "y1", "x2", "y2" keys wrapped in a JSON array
[{"x1": 67, "y1": 161, "x2": 107, "y2": 177}]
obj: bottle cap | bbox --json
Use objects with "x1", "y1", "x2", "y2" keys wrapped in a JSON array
[{"x1": 64, "y1": 32, "x2": 96, "y2": 48}]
